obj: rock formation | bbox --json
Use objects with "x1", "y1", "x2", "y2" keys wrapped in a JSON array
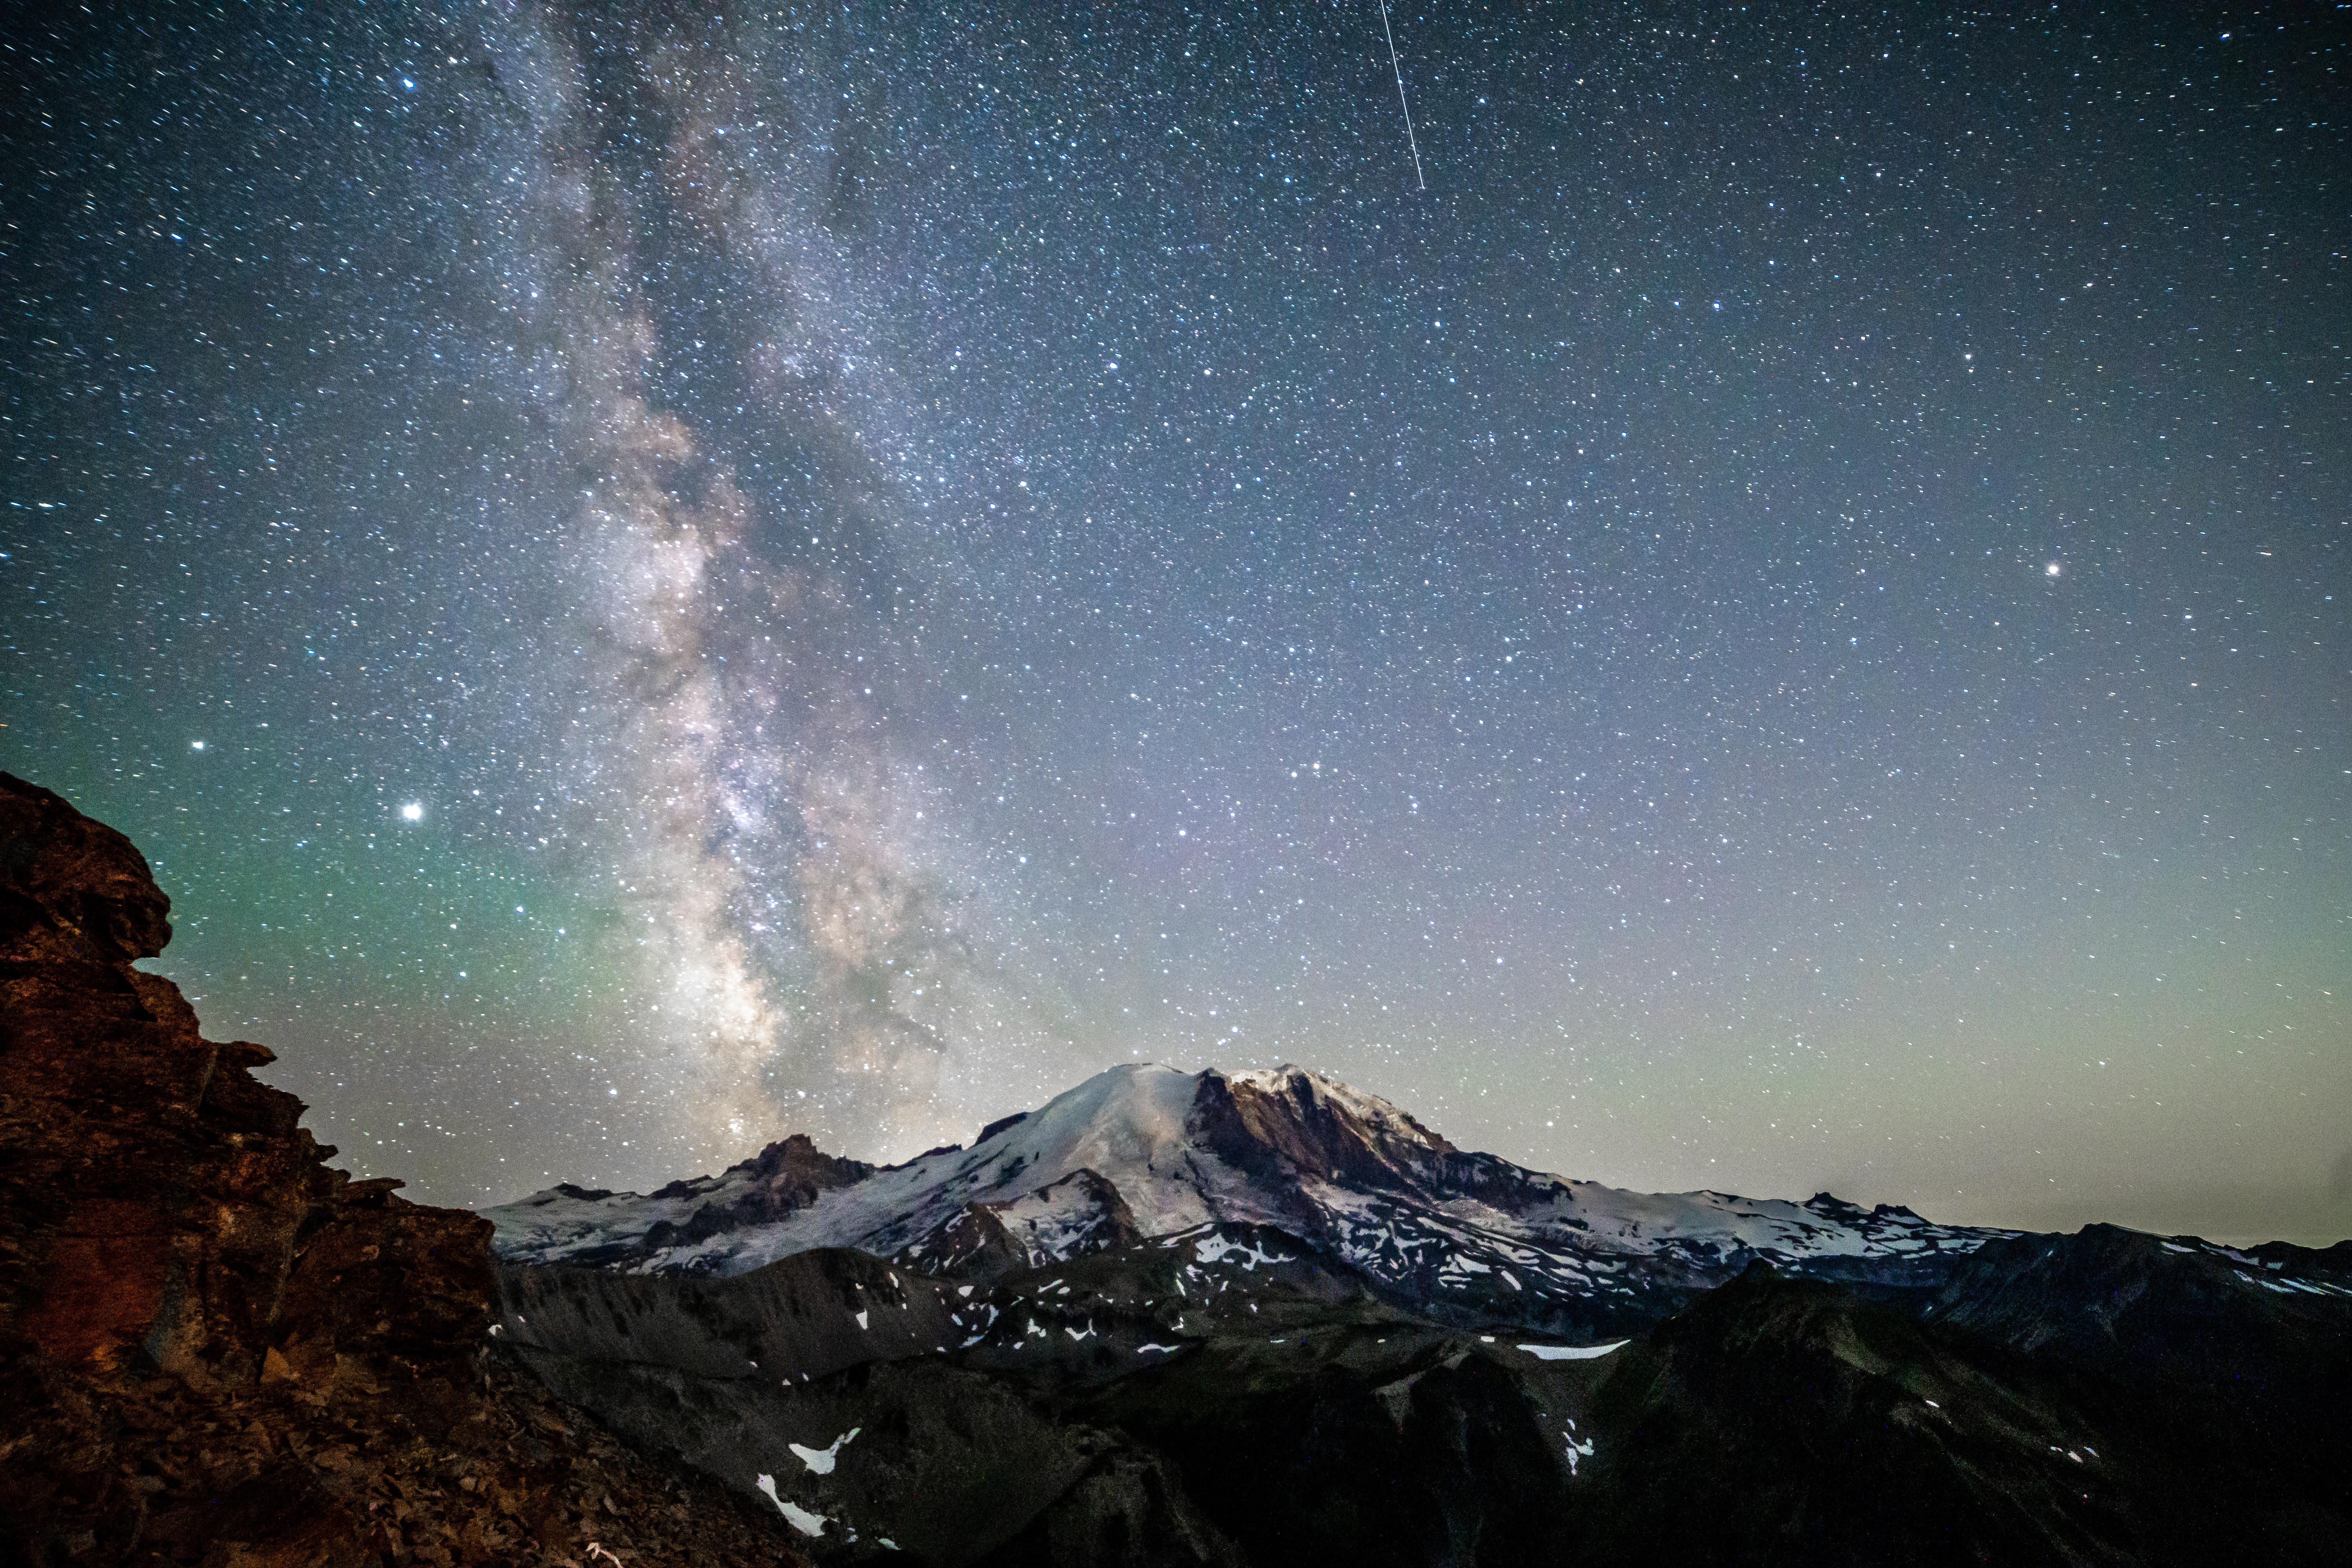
[{"x1": 0, "y1": 773, "x2": 804, "y2": 1566}]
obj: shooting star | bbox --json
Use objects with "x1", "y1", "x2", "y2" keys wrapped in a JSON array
[{"x1": 1378, "y1": 0, "x2": 1427, "y2": 191}]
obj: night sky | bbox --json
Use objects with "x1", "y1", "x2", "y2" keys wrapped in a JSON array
[{"x1": 5, "y1": 3, "x2": 2345, "y2": 1243}]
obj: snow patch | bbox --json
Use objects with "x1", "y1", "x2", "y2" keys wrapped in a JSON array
[
  {"x1": 754, "y1": 1474, "x2": 827, "y2": 1537},
  {"x1": 1194, "y1": 1232, "x2": 1292, "y2": 1270},
  {"x1": 789, "y1": 1428, "x2": 860, "y2": 1475}
]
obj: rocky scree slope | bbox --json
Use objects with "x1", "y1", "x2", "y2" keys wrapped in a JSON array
[{"x1": 0, "y1": 773, "x2": 804, "y2": 1568}]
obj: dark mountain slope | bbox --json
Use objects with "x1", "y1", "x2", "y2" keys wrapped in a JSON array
[
  {"x1": 1570, "y1": 1263, "x2": 2352, "y2": 1567},
  {"x1": 1927, "y1": 1223, "x2": 2352, "y2": 1537},
  {"x1": 1930, "y1": 1222, "x2": 2352, "y2": 1397},
  {"x1": 487, "y1": 1224, "x2": 1601, "y2": 1567}
]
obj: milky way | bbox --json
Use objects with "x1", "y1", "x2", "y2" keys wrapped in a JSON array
[
  {"x1": 464, "y1": 4, "x2": 1055, "y2": 1167},
  {"x1": 5, "y1": 2, "x2": 2345, "y2": 1243}
]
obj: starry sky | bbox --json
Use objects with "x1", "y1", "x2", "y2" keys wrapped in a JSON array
[{"x1": 5, "y1": 2, "x2": 2346, "y2": 1243}]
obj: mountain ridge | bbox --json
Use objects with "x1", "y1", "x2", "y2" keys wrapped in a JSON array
[{"x1": 489, "y1": 1059, "x2": 2009, "y2": 1327}]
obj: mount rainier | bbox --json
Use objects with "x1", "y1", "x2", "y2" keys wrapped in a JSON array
[{"x1": 490, "y1": 1061, "x2": 2000, "y2": 1334}]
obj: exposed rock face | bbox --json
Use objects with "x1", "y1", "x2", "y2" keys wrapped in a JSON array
[
  {"x1": 0, "y1": 774, "x2": 803, "y2": 1566},
  {"x1": 1193, "y1": 1066, "x2": 1459, "y2": 1196},
  {"x1": 897, "y1": 1169, "x2": 1144, "y2": 1281},
  {"x1": 636, "y1": 1135, "x2": 877, "y2": 1260}
]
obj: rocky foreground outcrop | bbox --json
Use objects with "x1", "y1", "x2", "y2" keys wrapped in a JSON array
[{"x1": 0, "y1": 774, "x2": 805, "y2": 1567}]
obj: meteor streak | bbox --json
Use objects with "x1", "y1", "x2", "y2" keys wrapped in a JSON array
[{"x1": 1377, "y1": 0, "x2": 1427, "y2": 192}]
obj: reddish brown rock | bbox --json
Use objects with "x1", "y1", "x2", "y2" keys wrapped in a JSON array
[{"x1": 0, "y1": 773, "x2": 806, "y2": 1566}]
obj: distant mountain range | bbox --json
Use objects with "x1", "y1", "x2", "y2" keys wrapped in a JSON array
[{"x1": 487, "y1": 1062, "x2": 2352, "y2": 1565}]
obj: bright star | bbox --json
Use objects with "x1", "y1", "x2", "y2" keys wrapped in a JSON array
[
  {"x1": 2045, "y1": 561, "x2": 2063, "y2": 577},
  {"x1": 400, "y1": 802, "x2": 424, "y2": 821}
]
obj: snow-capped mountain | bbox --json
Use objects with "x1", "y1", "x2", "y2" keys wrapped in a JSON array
[{"x1": 488, "y1": 1063, "x2": 2002, "y2": 1322}]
